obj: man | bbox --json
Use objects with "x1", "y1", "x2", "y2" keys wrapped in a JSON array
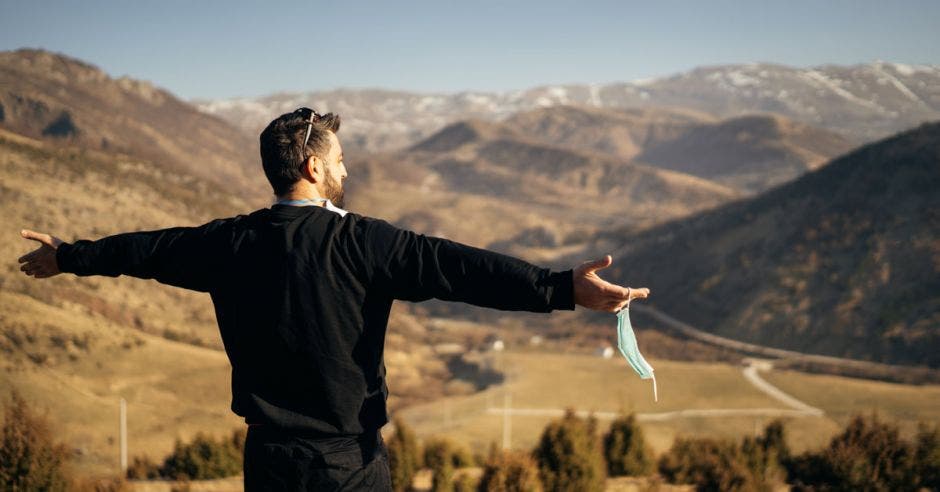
[{"x1": 18, "y1": 108, "x2": 649, "y2": 491}]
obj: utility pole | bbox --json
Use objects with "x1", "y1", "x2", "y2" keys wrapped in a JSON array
[
  {"x1": 502, "y1": 391, "x2": 512, "y2": 450},
  {"x1": 443, "y1": 398, "x2": 451, "y2": 429},
  {"x1": 119, "y1": 398, "x2": 127, "y2": 474}
]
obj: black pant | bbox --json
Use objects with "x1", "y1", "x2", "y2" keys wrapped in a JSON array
[{"x1": 243, "y1": 426, "x2": 392, "y2": 491}]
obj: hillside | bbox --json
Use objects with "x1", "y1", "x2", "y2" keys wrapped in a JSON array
[
  {"x1": 500, "y1": 105, "x2": 717, "y2": 162},
  {"x1": 636, "y1": 114, "x2": 854, "y2": 192},
  {"x1": 503, "y1": 106, "x2": 855, "y2": 193},
  {"x1": 589, "y1": 122, "x2": 940, "y2": 367},
  {"x1": 0, "y1": 49, "x2": 269, "y2": 204},
  {"x1": 346, "y1": 118, "x2": 740, "y2": 261}
]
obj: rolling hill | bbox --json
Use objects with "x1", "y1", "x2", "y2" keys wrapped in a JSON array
[
  {"x1": 503, "y1": 106, "x2": 855, "y2": 193},
  {"x1": 345, "y1": 117, "x2": 741, "y2": 262},
  {"x1": 589, "y1": 122, "x2": 940, "y2": 367},
  {"x1": 0, "y1": 49, "x2": 269, "y2": 203}
]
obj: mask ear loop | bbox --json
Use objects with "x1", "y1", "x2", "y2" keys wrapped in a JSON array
[
  {"x1": 651, "y1": 374, "x2": 658, "y2": 403},
  {"x1": 618, "y1": 287, "x2": 632, "y2": 314}
]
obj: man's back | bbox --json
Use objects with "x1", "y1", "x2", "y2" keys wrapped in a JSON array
[{"x1": 214, "y1": 204, "x2": 391, "y2": 437}]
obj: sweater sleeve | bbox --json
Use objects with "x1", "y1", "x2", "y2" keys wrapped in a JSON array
[
  {"x1": 363, "y1": 218, "x2": 573, "y2": 312},
  {"x1": 55, "y1": 219, "x2": 231, "y2": 293}
]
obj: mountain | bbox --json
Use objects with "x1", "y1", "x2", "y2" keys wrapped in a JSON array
[
  {"x1": 502, "y1": 106, "x2": 855, "y2": 193},
  {"x1": 344, "y1": 118, "x2": 740, "y2": 261},
  {"x1": 634, "y1": 114, "x2": 854, "y2": 192},
  {"x1": 589, "y1": 122, "x2": 940, "y2": 367},
  {"x1": 501, "y1": 105, "x2": 717, "y2": 161},
  {"x1": 198, "y1": 61, "x2": 940, "y2": 153},
  {"x1": 0, "y1": 49, "x2": 268, "y2": 202}
]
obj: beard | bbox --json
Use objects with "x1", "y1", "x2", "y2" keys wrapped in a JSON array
[{"x1": 323, "y1": 167, "x2": 345, "y2": 208}]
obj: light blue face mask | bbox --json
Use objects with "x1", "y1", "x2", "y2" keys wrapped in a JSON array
[{"x1": 616, "y1": 305, "x2": 658, "y2": 402}]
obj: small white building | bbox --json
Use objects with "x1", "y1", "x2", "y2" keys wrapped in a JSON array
[{"x1": 595, "y1": 346, "x2": 614, "y2": 359}]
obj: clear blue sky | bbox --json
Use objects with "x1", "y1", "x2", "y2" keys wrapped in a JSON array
[{"x1": 2, "y1": 0, "x2": 938, "y2": 100}]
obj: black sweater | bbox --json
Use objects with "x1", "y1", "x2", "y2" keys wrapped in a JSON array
[{"x1": 56, "y1": 204, "x2": 574, "y2": 436}]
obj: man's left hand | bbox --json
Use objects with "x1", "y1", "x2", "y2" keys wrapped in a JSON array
[
  {"x1": 18, "y1": 229, "x2": 64, "y2": 279},
  {"x1": 572, "y1": 255, "x2": 649, "y2": 313}
]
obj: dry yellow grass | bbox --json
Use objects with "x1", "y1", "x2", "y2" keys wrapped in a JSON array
[
  {"x1": 0, "y1": 291, "x2": 242, "y2": 477},
  {"x1": 762, "y1": 369, "x2": 940, "y2": 436}
]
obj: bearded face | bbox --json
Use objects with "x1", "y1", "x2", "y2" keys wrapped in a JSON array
[{"x1": 323, "y1": 164, "x2": 345, "y2": 208}]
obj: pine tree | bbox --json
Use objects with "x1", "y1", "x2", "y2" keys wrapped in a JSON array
[
  {"x1": 478, "y1": 448, "x2": 542, "y2": 492},
  {"x1": 0, "y1": 390, "x2": 70, "y2": 491},
  {"x1": 532, "y1": 409, "x2": 606, "y2": 491},
  {"x1": 424, "y1": 437, "x2": 455, "y2": 492},
  {"x1": 387, "y1": 417, "x2": 421, "y2": 492},
  {"x1": 603, "y1": 413, "x2": 653, "y2": 476}
]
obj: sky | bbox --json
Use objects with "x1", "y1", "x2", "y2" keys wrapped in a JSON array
[{"x1": 1, "y1": 0, "x2": 939, "y2": 101}]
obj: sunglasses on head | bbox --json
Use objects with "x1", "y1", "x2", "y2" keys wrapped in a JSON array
[{"x1": 293, "y1": 107, "x2": 323, "y2": 150}]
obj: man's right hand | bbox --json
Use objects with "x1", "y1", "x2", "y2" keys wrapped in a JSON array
[
  {"x1": 18, "y1": 229, "x2": 64, "y2": 279},
  {"x1": 573, "y1": 255, "x2": 649, "y2": 313}
]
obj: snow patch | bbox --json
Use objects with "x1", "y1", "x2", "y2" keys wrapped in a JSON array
[
  {"x1": 890, "y1": 62, "x2": 936, "y2": 76},
  {"x1": 534, "y1": 96, "x2": 554, "y2": 107},
  {"x1": 415, "y1": 96, "x2": 444, "y2": 112},
  {"x1": 870, "y1": 63, "x2": 925, "y2": 103},
  {"x1": 726, "y1": 70, "x2": 761, "y2": 87},
  {"x1": 547, "y1": 86, "x2": 568, "y2": 101},
  {"x1": 588, "y1": 84, "x2": 601, "y2": 107},
  {"x1": 632, "y1": 76, "x2": 660, "y2": 86},
  {"x1": 801, "y1": 70, "x2": 886, "y2": 112}
]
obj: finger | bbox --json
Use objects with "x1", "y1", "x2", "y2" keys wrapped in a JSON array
[
  {"x1": 579, "y1": 255, "x2": 612, "y2": 274},
  {"x1": 601, "y1": 282, "x2": 631, "y2": 299},
  {"x1": 17, "y1": 247, "x2": 42, "y2": 263},
  {"x1": 629, "y1": 287, "x2": 650, "y2": 300},
  {"x1": 20, "y1": 229, "x2": 53, "y2": 246}
]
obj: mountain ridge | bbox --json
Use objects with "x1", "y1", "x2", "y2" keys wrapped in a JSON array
[{"x1": 199, "y1": 61, "x2": 940, "y2": 153}]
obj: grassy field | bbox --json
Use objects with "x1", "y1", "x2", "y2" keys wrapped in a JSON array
[
  {"x1": 0, "y1": 290, "x2": 243, "y2": 478},
  {"x1": 762, "y1": 369, "x2": 940, "y2": 435},
  {"x1": 398, "y1": 350, "x2": 940, "y2": 456}
]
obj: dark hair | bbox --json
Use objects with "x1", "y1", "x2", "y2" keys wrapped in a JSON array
[{"x1": 259, "y1": 109, "x2": 341, "y2": 196}]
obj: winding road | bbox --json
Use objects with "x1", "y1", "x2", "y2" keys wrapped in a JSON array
[{"x1": 486, "y1": 358, "x2": 825, "y2": 421}]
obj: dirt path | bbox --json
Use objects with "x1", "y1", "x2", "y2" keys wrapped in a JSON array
[{"x1": 741, "y1": 359, "x2": 824, "y2": 416}]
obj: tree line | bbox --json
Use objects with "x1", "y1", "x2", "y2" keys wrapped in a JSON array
[{"x1": 2, "y1": 390, "x2": 938, "y2": 491}]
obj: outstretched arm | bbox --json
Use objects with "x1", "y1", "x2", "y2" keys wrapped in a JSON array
[
  {"x1": 364, "y1": 219, "x2": 648, "y2": 313},
  {"x1": 17, "y1": 221, "x2": 230, "y2": 292}
]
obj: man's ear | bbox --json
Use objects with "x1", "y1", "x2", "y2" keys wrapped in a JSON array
[{"x1": 301, "y1": 155, "x2": 321, "y2": 183}]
